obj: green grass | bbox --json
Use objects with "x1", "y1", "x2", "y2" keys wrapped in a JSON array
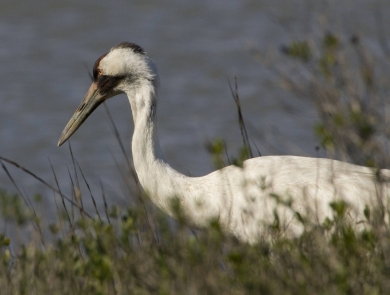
[{"x1": 0, "y1": 188, "x2": 389, "y2": 294}]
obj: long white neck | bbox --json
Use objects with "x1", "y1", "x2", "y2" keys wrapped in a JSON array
[
  {"x1": 125, "y1": 81, "x2": 193, "y2": 218},
  {"x1": 124, "y1": 79, "x2": 234, "y2": 232}
]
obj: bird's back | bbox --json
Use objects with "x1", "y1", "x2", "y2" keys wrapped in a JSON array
[{"x1": 187, "y1": 156, "x2": 389, "y2": 243}]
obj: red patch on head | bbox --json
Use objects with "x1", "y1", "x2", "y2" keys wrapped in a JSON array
[{"x1": 93, "y1": 53, "x2": 107, "y2": 81}]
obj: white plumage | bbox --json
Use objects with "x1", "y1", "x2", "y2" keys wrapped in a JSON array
[{"x1": 58, "y1": 42, "x2": 389, "y2": 243}]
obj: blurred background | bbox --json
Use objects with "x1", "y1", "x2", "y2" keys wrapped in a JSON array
[{"x1": 1, "y1": 0, "x2": 389, "y2": 212}]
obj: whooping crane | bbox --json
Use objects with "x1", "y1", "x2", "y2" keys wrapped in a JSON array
[{"x1": 58, "y1": 42, "x2": 390, "y2": 243}]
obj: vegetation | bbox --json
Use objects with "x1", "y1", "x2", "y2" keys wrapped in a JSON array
[{"x1": 1, "y1": 32, "x2": 390, "y2": 294}]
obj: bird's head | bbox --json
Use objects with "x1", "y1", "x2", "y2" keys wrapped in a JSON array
[{"x1": 58, "y1": 42, "x2": 158, "y2": 146}]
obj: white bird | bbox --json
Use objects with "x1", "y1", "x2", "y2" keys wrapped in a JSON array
[{"x1": 58, "y1": 42, "x2": 390, "y2": 243}]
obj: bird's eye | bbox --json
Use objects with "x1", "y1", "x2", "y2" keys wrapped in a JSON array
[{"x1": 97, "y1": 69, "x2": 103, "y2": 76}]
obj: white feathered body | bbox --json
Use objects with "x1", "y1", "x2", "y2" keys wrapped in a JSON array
[
  {"x1": 60, "y1": 43, "x2": 390, "y2": 244},
  {"x1": 127, "y1": 76, "x2": 390, "y2": 244}
]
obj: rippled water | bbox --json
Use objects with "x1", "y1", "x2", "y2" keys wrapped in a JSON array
[{"x1": 1, "y1": 0, "x2": 389, "y2": 210}]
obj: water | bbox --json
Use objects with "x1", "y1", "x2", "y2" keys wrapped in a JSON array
[{"x1": 1, "y1": 0, "x2": 389, "y2": 211}]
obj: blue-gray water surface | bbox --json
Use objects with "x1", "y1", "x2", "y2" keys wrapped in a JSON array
[{"x1": 1, "y1": 0, "x2": 389, "y2": 215}]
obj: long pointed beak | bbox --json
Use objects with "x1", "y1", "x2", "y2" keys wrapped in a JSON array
[{"x1": 58, "y1": 82, "x2": 105, "y2": 146}]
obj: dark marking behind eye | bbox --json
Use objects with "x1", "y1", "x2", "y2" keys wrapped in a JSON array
[{"x1": 97, "y1": 75, "x2": 125, "y2": 95}]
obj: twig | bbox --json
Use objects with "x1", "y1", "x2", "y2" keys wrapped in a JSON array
[
  {"x1": 227, "y1": 76, "x2": 254, "y2": 158},
  {"x1": 99, "y1": 180, "x2": 111, "y2": 224},
  {"x1": 48, "y1": 158, "x2": 73, "y2": 229},
  {"x1": 76, "y1": 160, "x2": 102, "y2": 221},
  {"x1": 0, "y1": 156, "x2": 91, "y2": 218},
  {"x1": 68, "y1": 142, "x2": 84, "y2": 216},
  {"x1": 0, "y1": 160, "x2": 47, "y2": 248}
]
